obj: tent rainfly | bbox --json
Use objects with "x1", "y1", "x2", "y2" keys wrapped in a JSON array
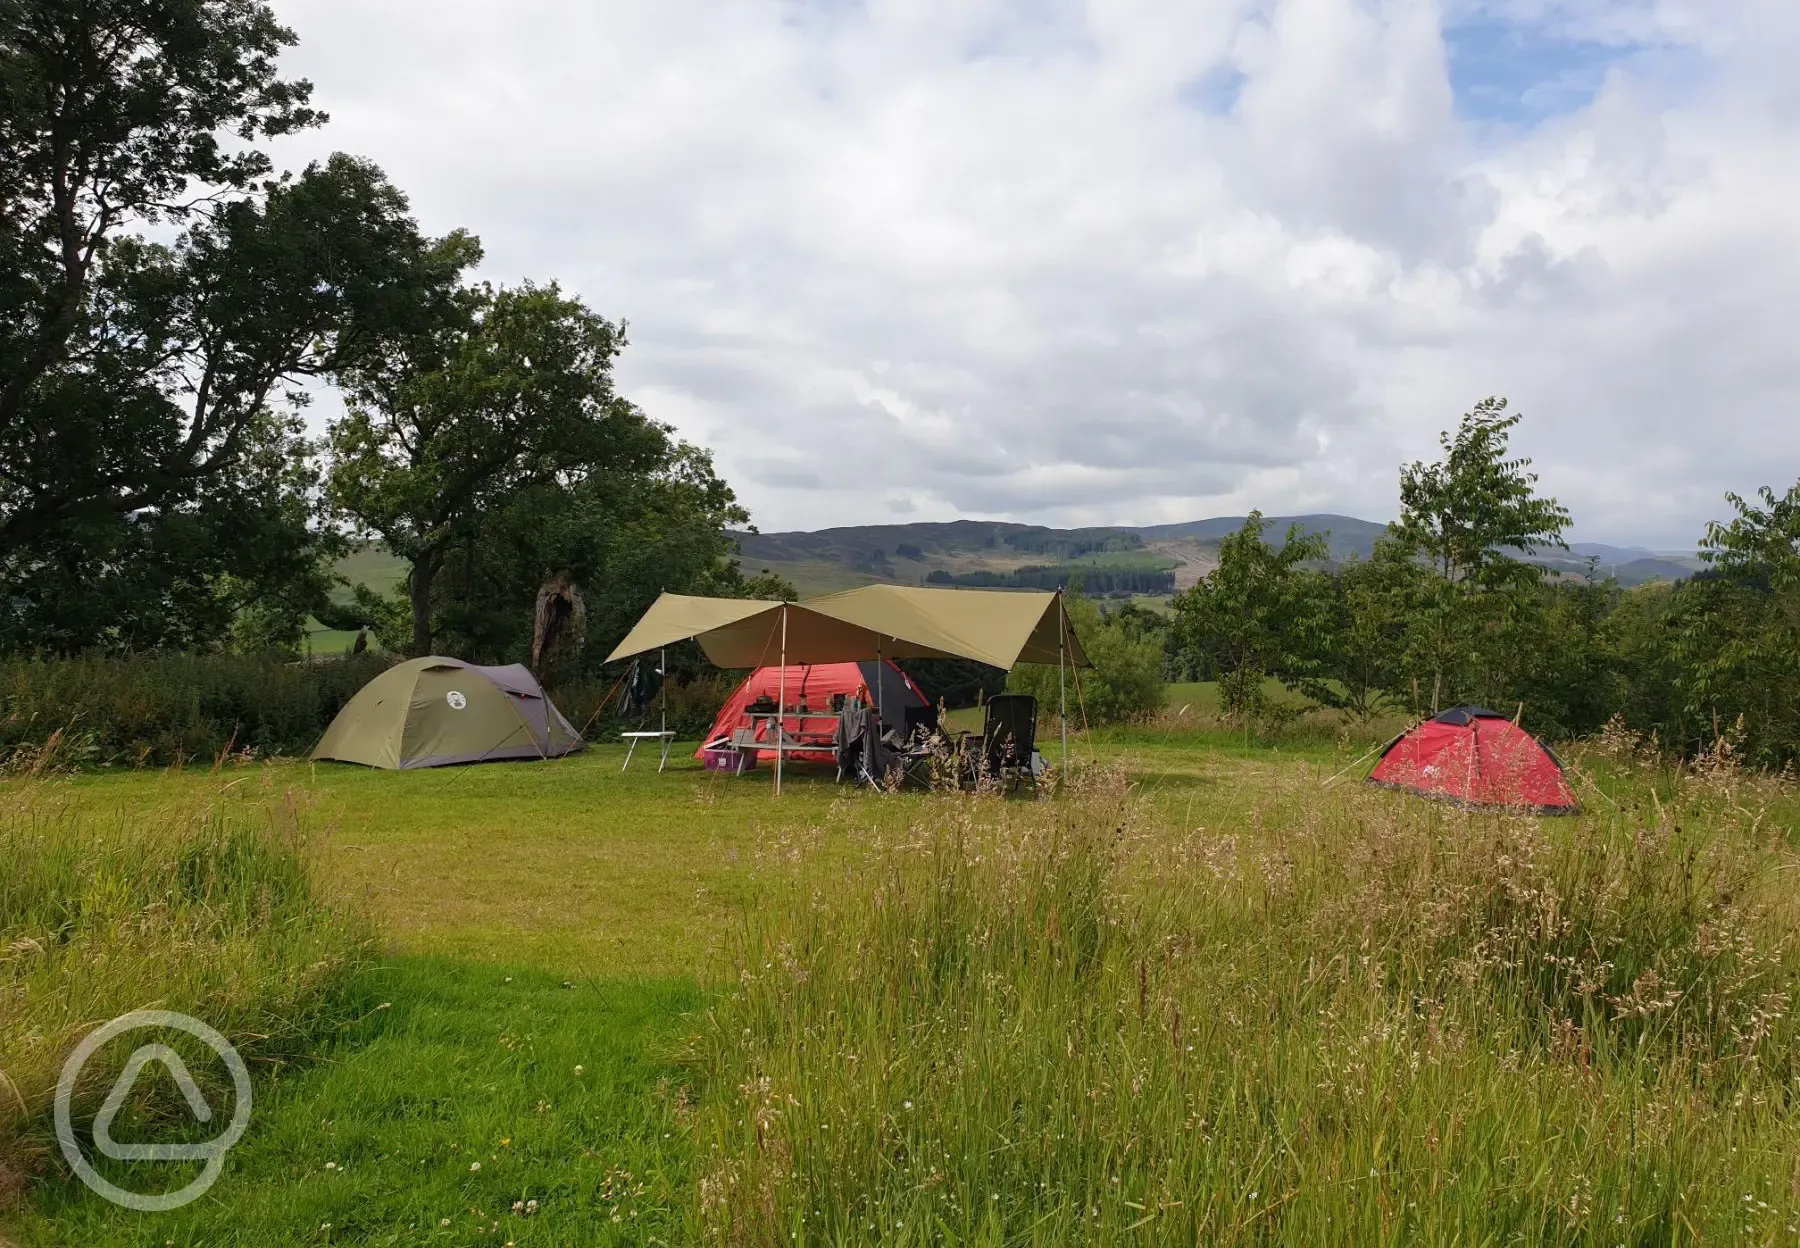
[
  {"x1": 606, "y1": 588, "x2": 1088, "y2": 794},
  {"x1": 313, "y1": 656, "x2": 583, "y2": 770},
  {"x1": 700, "y1": 661, "x2": 929, "y2": 766},
  {"x1": 1366, "y1": 706, "x2": 1579, "y2": 814}
]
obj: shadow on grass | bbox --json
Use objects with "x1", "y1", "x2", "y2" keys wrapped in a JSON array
[{"x1": 19, "y1": 959, "x2": 701, "y2": 1247}]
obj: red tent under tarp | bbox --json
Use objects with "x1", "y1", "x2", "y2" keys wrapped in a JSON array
[
  {"x1": 1367, "y1": 706, "x2": 1579, "y2": 814},
  {"x1": 698, "y1": 661, "x2": 928, "y2": 765}
]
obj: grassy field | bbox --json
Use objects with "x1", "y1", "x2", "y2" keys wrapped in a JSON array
[
  {"x1": 333, "y1": 546, "x2": 411, "y2": 599},
  {"x1": 5, "y1": 719, "x2": 1800, "y2": 1244},
  {"x1": 294, "y1": 545, "x2": 416, "y2": 657}
]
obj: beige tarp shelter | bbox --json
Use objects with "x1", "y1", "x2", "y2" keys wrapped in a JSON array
[
  {"x1": 606, "y1": 594, "x2": 968, "y2": 670},
  {"x1": 604, "y1": 594, "x2": 784, "y2": 667},
  {"x1": 607, "y1": 587, "x2": 1087, "y2": 792},
  {"x1": 313, "y1": 657, "x2": 583, "y2": 770},
  {"x1": 805, "y1": 585, "x2": 1087, "y2": 669}
]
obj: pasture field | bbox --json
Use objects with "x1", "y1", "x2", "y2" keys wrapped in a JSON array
[{"x1": 4, "y1": 719, "x2": 1800, "y2": 1245}]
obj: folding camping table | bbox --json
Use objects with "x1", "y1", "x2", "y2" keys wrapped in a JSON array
[
  {"x1": 743, "y1": 711, "x2": 844, "y2": 762},
  {"x1": 619, "y1": 730, "x2": 677, "y2": 772}
]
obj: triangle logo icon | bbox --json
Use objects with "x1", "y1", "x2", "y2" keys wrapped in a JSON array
[{"x1": 92, "y1": 1044, "x2": 218, "y2": 1162}]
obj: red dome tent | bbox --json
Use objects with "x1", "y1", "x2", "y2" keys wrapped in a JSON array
[
  {"x1": 699, "y1": 661, "x2": 928, "y2": 766},
  {"x1": 1367, "y1": 707, "x2": 1579, "y2": 814}
]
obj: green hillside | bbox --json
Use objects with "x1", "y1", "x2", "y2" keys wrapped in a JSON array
[
  {"x1": 332, "y1": 544, "x2": 410, "y2": 599},
  {"x1": 733, "y1": 514, "x2": 1701, "y2": 595}
]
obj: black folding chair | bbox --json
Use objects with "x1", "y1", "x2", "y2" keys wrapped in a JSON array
[
  {"x1": 979, "y1": 694, "x2": 1038, "y2": 791},
  {"x1": 902, "y1": 702, "x2": 941, "y2": 747}
]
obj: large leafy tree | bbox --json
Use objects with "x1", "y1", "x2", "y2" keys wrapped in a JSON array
[
  {"x1": 329, "y1": 283, "x2": 687, "y2": 656},
  {"x1": 1386, "y1": 397, "x2": 1572, "y2": 711},
  {"x1": 418, "y1": 442, "x2": 767, "y2": 671},
  {"x1": 1, "y1": 0, "x2": 320, "y2": 423},
  {"x1": 1170, "y1": 513, "x2": 1330, "y2": 718},
  {"x1": 0, "y1": 0, "x2": 473, "y2": 650}
]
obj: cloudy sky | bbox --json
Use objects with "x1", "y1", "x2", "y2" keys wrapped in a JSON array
[{"x1": 268, "y1": 0, "x2": 1800, "y2": 547}]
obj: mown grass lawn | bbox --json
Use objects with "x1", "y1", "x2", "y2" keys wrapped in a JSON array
[
  {"x1": 37, "y1": 749, "x2": 905, "y2": 976},
  {"x1": 20, "y1": 961, "x2": 699, "y2": 1247}
]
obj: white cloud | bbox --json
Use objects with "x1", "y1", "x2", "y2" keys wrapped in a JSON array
[{"x1": 270, "y1": 0, "x2": 1800, "y2": 545}]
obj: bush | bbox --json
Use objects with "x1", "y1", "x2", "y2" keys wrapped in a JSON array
[
  {"x1": 0, "y1": 652, "x2": 393, "y2": 768},
  {"x1": 1006, "y1": 593, "x2": 1163, "y2": 725}
]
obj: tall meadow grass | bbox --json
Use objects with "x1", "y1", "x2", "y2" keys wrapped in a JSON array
[
  {"x1": 0, "y1": 770, "x2": 373, "y2": 1209},
  {"x1": 693, "y1": 756, "x2": 1800, "y2": 1244}
]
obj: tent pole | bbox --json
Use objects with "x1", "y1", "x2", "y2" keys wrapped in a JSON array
[
  {"x1": 776, "y1": 605, "x2": 787, "y2": 797},
  {"x1": 660, "y1": 646, "x2": 667, "y2": 739},
  {"x1": 1059, "y1": 592, "x2": 1068, "y2": 778}
]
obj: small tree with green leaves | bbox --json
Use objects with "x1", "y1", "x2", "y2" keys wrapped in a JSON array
[
  {"x1": 1387, "y1": 397, "x2": 1571, "y2": 711},
  {"x1": 1297, "y1": 539, "x2": 1423, "y2": 718},
  {"x1": 1170, "y1": 513, "x2": 1330, "y2": 719},
  {"x1": 1671, "y1": 481, "x2": 1800, "y2": 762},
  {"x1": 1005, "y1": 590, "x2": 1164, "y2": 727}
]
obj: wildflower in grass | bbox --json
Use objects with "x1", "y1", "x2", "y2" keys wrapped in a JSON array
[{"x1": 470, "y1": 1162, "x2": 481, "y2": 1172}]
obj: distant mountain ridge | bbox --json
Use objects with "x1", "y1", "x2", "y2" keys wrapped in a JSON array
[{"x1": 731, "y1": 514, "x2": 1701, "y2": 597}]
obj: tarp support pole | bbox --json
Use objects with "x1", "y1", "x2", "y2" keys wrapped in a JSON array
[
  {"x1": 776, "y1": 605, "x2": 787, "y2": 798},
  {"x1": 1058, "y1": 592, "x2": 1068, "y2": 777}
]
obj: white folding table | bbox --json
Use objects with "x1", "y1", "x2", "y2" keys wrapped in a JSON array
[{"x1": 619, "y1": 729, "x2": 677, "y2": 772}]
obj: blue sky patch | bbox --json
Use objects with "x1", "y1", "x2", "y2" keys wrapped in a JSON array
[
  {"x1": 1445, "y1": 16, "x2": 1637, "y2": 125},
  {"x1": 1177, "y1": 65, "x2": 1248, "y2": 116}
]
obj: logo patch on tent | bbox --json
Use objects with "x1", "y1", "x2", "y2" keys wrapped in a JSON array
[{"x1": 445, "y1": 690, "x2": 468, "y2": 710}]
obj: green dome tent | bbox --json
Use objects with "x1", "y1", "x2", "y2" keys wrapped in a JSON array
[{"x1": 313, "y1": 657, "x2": 583, "y2": 770}]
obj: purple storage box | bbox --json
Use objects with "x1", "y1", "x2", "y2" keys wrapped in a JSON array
[{"x1": 701, "y1": 744, "x2": 755, "y2": 773}]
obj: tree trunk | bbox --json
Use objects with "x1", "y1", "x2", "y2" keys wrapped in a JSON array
[{"x1": 409, "y1": 551, "x2": 439, "y2": 656}]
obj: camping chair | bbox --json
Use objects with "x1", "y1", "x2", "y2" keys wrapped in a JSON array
[
  {"x1": 901, "y1": 702, "x2": 941, "y2": 747},
  {"x1": 835, "y1": 699, "x2": 868, "y2": 784},
  {"x1": 836, "y1": 697, "x2": 905, "y2": 789},
  {"x1": 978, "y1": 694, "x2": 1038, "y2": 791}
]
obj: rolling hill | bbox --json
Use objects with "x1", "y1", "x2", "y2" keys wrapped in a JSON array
[
  {"x1": 732, "y1": 514, "x2": 1382, "y2": 598},
  {"x1": 325, "y1": 516, "x2": 1702, "y2": 617},
  {"x1": 729, "y1": 515, "x2": 1701, "y2": 596}
]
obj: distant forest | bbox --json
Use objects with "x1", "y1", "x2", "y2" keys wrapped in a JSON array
[{"x1": 927, "y1": 566, "x2": 1176, "y2": 594}]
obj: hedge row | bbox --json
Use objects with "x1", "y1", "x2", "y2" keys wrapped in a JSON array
[
  {"x1": 0, "y1": 653, "x2": 748, "y2": 769},
  {"x1": 0, "y1": 652, "x2": 396, "y2": 767}
]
